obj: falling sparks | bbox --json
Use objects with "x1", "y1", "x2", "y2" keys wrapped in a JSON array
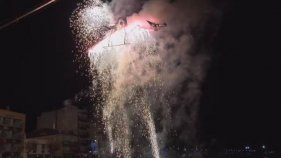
[{"x1": 70, "y1": 1, "x2": 162, "y2": 158}]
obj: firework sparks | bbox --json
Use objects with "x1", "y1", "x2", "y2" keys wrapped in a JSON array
[
  {"x1": 70, "y1": 1, "x2": 162, "y2": 157},
  {"x1": 70, "y1": 0, "x2": 218, "y2": 157},
  {"x1": 70, "y1": 0, "x2": 113, "y2": 53}
]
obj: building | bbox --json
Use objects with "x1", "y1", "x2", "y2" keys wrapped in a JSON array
[
  {"x1": 24, "y1": 137, "x2": 51, "y2": 158},
  {"x1": 0, "y1": 108, "x2": 26, "y2": 158},
  {"x1": 25, "y1": 129, "x2": 79, "y2": 158},
  {"x1": 33, "y1": 101, "x2": 91, "y2": 157}
]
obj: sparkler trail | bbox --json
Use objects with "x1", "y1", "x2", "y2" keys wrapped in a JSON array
[{"x1": 0, "y1": 0, "x2": 57, "y2": 30}]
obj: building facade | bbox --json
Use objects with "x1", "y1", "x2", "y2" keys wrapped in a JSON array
[
  {"x1": 0, "y1": 109, "x2": 26, "y2": 158},
  {"x1": 24, "y1": 137, "x2": 51, "y2": 158},
  {"x1": 25, "y1": 130, "x2": 79, "y2": 158},
  {"x1": 35, "y1": 102, "x2": 91, "y2": 157}
]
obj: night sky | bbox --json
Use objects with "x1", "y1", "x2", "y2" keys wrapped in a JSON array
[{"x1": 0, "y1": 0, "x2": 280, "y2": 149}]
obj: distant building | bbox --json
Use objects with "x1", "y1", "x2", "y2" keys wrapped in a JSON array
[
  {"x1": 0, "y1": 108, "x2": 26, "y2": 158},
  {"x1": 32, "y1": 101, "x2": 91, "y2": 157},
  {"x1": 37, "y1": 101, "x2": 81, "y2": 132}
]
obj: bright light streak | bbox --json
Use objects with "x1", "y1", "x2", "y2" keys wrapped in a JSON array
[{"x1": 0, "y1": 0, "x2": 57, "y2": 30}]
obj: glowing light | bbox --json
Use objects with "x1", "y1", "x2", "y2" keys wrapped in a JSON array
[{"x1": 88, "y1": 22, "x2": 155, "y2": 63}]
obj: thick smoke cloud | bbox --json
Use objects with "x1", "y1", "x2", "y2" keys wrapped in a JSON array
[{"x1": 121, "y1": 0, "x2": 221, "y2": 149}]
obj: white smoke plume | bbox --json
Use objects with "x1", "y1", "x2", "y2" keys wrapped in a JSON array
[
  {"x1": 110, "y1": 0, "x2": 146, "y2": 20},
  {"x1": 121, "y1": 0, "x2": 221, "y2": 148}
]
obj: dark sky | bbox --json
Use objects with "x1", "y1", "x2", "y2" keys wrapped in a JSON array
[
  {"x1": 0, "y1": 0, "x2": 280, "y2": 148},
  {"x1": 199, "y1": 0, "x2": 281, "y2": 148},
  {"x1": 0, "y1": 0, "x2": 89, "y2": 130}
]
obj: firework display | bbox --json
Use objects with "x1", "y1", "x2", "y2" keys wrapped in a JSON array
[{"x1": 70, "y1": 0, "x2": 215, "y2": 157}]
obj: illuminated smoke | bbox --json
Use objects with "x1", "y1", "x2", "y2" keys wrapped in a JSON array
[{"x1": 70, "y1": 0, "x2": 220, "y2": 157}]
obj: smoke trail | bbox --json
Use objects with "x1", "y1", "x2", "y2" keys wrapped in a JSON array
[{"x1": 70, "y1": 0, "x2": 221, "y2": 157}]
